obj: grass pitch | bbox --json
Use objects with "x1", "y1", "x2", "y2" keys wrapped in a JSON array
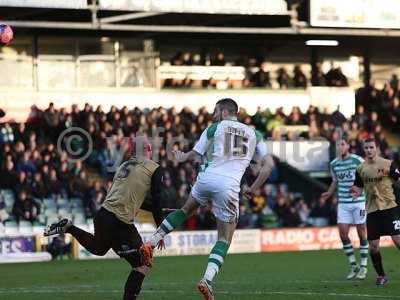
[{"x1": 2, "y1": 248, "x2": 400, "y2": 300}]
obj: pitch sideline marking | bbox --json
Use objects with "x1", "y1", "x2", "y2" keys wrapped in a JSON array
[{"x1": 0, "y1": 288, "x2": 399, "y2": 299}]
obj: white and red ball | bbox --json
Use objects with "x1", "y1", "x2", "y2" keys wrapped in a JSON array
[{"x1": 0, "y1": 24, "x2": 13, "y2": 45}]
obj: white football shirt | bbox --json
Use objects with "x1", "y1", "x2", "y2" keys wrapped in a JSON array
[{"x1": 193, "y1": 119, "x2": 267, "y2": 184}]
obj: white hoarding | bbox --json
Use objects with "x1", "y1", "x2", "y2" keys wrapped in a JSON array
[
  {"x1": 310, "y1": 0, "x2": 400, "y2": 29},
  {"x1": 0, "y1": 0, "x2": 87, "y2": 9},
  {"x1": 99, "y1": 0, "x2": 287, "y2": 15},
  {"x1": 267, "y1": 141, "x2": 330, "y2": 172},
  {"x1": 77, "y1": 229, "x2": 261, "y2": 260}
]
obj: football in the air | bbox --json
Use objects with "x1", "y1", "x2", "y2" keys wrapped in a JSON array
[{"x1": 0, "y1": 24, "x2": 13, "y2": 45}]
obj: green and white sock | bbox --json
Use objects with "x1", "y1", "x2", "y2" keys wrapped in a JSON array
[
  {"x1": 150, "y1": 209, "x2": 187, "y2": 247},
  {"x1": 203, "y1": 240, "x2": 229, "y2": 284},
  {"x1": 343, "y1": 241, "x2": 357, "y2": 267},
  {"x1": 359, "y1": 240, "x2": 368, "y2": 268}
]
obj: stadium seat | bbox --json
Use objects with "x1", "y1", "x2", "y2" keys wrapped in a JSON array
[
  {"x1": 70, "y1": 197, "x2": 83, "y2": 205},
  {"x1": 43, "y1": 198, "x2": 57, "y2": 209},
  {"x1": 58, "y1": 207, "x2": 72, "y2": 216},
  {"x1": 57, "y1": 198, "x2": 70, "y2": 207},
  {"x1": 44, "y1": 207, "x2": 57, "y2": 217},
  {"x1": 46, "y1": 216, "x2": 59, "y2": 226},
  {"x1": 2, "y1": 189, "x2": 14, "y2": 199},
  {"x1": 308, "y1": 217, "x2": 329, "y2": 227},
  {"x1": 4, "y1": 197, "x2": 14, "y2": 214},
  {"x1": 32, "y1": 223, "x2": 45, "y2": 234},
  {"x1": 37, "y1": 214, "x2": 46, "y2": 225},
  {"x1": 4, "y1": 220, "x2": 18, "y2": 234},
  {"x1": 73, "y1": 214, "x2": 86, "y2": 225},
  {"x1": 71, "y1": 207, "x2": 85, "y2": 215},
  {"x1": 19, "y1": 220, "x2": 33, "y2": 234}
]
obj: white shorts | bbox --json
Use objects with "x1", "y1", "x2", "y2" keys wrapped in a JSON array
[
  {"x1": 337, "y1": 202, "x2": 366, "y2": 225},
  {"x1": 190, "y1": 173, "x2": 240, "y2": 223}
]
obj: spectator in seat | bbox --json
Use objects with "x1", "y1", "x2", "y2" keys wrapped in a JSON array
[
  {"x1": 389, "y1": 98, "x2": 400, "y2": 132},
  {"x1": 211, "y1": 52, "x2": 226, "y2": 66},
  {"x1": 160, "y1": 176, "x2": 178, "y2": 209},
  {"x1": 277, "y1": 67, "x2": 290, "y2": 89},
  {"x1": 390, "y1": 74, "x2": 399, "y2": 93},
  {"x1": 88, "y1": 191, "x2": 105, "y2": 217},
  {"x1": 43, "y1": 102, "x2": 60, "y2": 142},
  {"x1": 293, "y1": 65, "x2": 307, "y2": 88},
  {"x1": 12, "y1": 190, "x2": 40, "y2": 222},
  {"x1": 311, "y1": 63, "x2": 326, "y2": 86},
  {"x1": 176, "y1": 184, "x2": 189, "y2": 208},
  {"x1": 31, "y1": 172, "x2": 47, "y2": 199},
  {"x1": 284, "y1": 205, "x2": 302, "y2": 228},
  {"x1": 47, "y1": 169, "x2": 65, "y2": 199},
  {"x1": 0, "y1": 143, "x2": 13, "y2": 165},
  {"x1": 182, "y1": 52, "x2": 193, "y2": 66},
  {"x1": 353, "y1": 105, "x2": 368, "y2": 128},
  {"x1": 309, "y1": 197, "x2": 332, "y2": 226},
  {"x1": 14, "y1": 123, "x2": 28, "y2": 144},
  {"x1": 58, "y1": 162, "x2": 71, "y2": 193},
  {"x1": 41, "y1": 164, "x2": 51, "y2": 184},
  {"x1": 97, "y1": 139, "x2": 120, "y2": 177},
  {"x1": 47, "y1": 234, "x2": 71, "y2": 260},
  {"x1": 0, "y1": 160, "x2": 17, "y2": 189},
  {"x1": 326, "y1": 66, "x2": 348, "y2": 87},
  {"x1": 88, "y1": 181, "x2": 105, "y2": 204},
  {"x1": 252, "y1": 62, "x2": 271, "y2": 88},
  {"x1": 250, "y1": 188, "x2": 266, "y2": 214},
  {"x1": 14, "y1": 171, "x2": 31, "y2": 196},
  {"x1": 26, "y1": 105, "x2": 42, "y2": 133},
  {"x1": 237, "y1": 204, "x2": 253, "y2": 229},
  {"x1": 16, "y1": 151, "x2": 36, "y2": 175},
  {"x1": 297, "y1": 199, "x2": 310, "y2": 227},
  {"x1": 70, "y1": 171, "x2": 89, "y2": 206}
]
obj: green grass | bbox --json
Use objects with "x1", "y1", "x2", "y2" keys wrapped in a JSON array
[{"x1": 1, "y1": 248, "x2": 400, "y2": 300}]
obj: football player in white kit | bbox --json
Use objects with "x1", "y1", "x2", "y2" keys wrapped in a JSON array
[{"x1": 141, "y1": 98, "x2": 274, "y2": 300}]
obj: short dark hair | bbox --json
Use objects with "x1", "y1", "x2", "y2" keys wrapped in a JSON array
[
  {"x1": 339, "y1": 134, "x2": 349, "y2": 144},
  {"x1": 216, "y1": 98, "x2": 238, "y2": 115},
  {"x1": 363, "y1": 137, "x2": 377, "y2": 145}
]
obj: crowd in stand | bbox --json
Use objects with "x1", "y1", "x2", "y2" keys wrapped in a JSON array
[
  {"x1": 0, "y1": 80, "x2": 398, "y2": 229},
  {"x1": 163, "y1": 52, "x2": 349, "y2": 89}
]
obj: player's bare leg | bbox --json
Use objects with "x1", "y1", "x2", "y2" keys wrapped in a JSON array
[
  {"x1": 369, "y1": 239, "x2": 388, "y2": 286},
  {"x1": 356, "y1": 224, "x2": 368, "y2": 279},
  {"x1": 338, "y1": 223, "x2": 359, "y2": 279},
  {"x1": 142, "y1": 195, "x2": 200, "y2": 265},
  {"x1": 198, "y1": 219, "x2": 237, "y2": 300}
]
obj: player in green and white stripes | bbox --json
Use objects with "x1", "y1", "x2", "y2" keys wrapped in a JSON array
[
  {"x1": 145, "y1": 99, "x2": 273, "y2": 300},
  {"x1": 321, "y1": 137, "x2": 368, "y2": 280}
]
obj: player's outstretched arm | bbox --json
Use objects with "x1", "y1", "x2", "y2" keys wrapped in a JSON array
[
  {"x1": 172, "y1": 149, "x2": 201, "y2": 163},
  {"x1": 243, "y1": 155, "x2": 274, "y2": 198}
]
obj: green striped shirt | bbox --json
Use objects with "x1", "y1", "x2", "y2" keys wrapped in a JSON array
[{"x1": 330, "y1": 154, "x2": 366, "y2": 204}]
